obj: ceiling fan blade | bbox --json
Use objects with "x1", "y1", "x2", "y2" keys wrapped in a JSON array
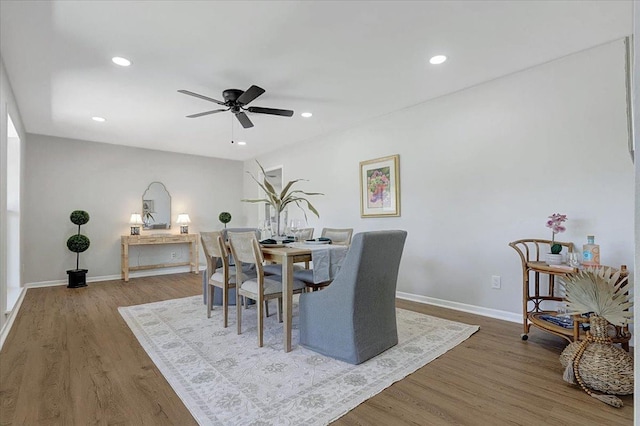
[
  {"x1": 186, "y1": 109, "x2": 227, "y2": 118},
  {"x1": 178, "y1": 90, "x2": 226, "y2": 106},
  {"x1": 247, "y1": 106, "x2": 294, "y2": 117},
  {"x1": 236, "y1": 85, "x2": 265, "y2": 105},
  {"x1": 235, "y1": 112, "x2": 254, "y2": 128}
]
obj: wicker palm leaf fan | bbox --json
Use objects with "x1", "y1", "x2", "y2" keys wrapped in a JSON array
[{"x1": 558, "y1": 267, "x2": 633, "y2": 407}]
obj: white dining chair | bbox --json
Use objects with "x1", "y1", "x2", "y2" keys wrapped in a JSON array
[{"x1": 228, "y1": 231, "x2": 306, "y2": 347}]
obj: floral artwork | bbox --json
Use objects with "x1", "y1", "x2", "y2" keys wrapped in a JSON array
[
  {"x1": 360, "y1": 155, "x2": 400, "y2": 217},
  {"x1": 367, "y1": 168, "x2": 391, "y2": 208}
]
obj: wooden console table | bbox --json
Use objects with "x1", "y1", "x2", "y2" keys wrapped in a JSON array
[{"x1": 121, "y1": 234, "x2": 199, "y2": 282}]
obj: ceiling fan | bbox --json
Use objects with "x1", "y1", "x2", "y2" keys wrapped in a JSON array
[{"x1": 178, "y1": 85, "x2": 294, "y2": 129}]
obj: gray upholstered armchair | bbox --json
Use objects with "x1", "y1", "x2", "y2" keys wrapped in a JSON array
[{"x1": 298, "y1": 230, "x2": 407, "y2": 364}]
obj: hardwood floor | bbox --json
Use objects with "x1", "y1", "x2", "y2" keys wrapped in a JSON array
[{"x1": 0, "y1": 273, "x2": 633, "y2": 425}]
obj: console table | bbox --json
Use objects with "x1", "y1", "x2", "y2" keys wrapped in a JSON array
[{"x1": 121, "y1": 234, "x2": 199, "y2": 282}]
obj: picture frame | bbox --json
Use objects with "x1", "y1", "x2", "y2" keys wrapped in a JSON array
[
  {"x1": 142, "y1": 199, "x2": 155, "y2": 214},
  {"x1": 359, "y1": 154, "x2": 400, "y2": 217}
]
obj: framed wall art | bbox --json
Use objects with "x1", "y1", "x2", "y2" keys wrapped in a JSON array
[{"x1": 359, "y1": 154, "x2": 400, "y2": 217}]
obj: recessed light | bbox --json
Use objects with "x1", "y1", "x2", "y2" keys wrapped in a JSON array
[
  {"x1": 92, "y1": 116, "x2": 106, "y2": 122},
  {"x1": 301, "y1": 112, "x2": 313, "y2": 118},
  {"x1": 112, "y1": 56, "x2": 131, "y2": 67},
  {"x1": 429, "y1": 55, "x2": 447, "y2": 65},
  {"x1": 237, "y1": 141, "x2": 247, "y2": 146}
]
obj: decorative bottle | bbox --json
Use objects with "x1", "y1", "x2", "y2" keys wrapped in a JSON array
[{"x1": 582, "y1": 235, "x2": 600, "y2": 266}]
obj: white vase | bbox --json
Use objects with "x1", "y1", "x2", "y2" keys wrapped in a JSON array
[{"x1": 545, "y1": 253, "x2": 563, "y2": 265}]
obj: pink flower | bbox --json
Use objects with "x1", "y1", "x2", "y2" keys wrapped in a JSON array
[{"x1": 546, "y1": 213, "x2": 568, "y2": 246}]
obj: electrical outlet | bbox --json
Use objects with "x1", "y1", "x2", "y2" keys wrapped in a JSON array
[
  {"x1": 171, "y1": 252, "x2": 177, "y2": 259},
  {"x1": 491, "y1": 275, "x2": 501, "y2": 289}
]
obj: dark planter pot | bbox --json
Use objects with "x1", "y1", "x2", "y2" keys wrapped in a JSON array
[{"x1": 67, "y1": 269, "x2": 88, "y2": 288}]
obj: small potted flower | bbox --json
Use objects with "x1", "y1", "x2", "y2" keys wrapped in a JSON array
[{"x1": 545, "y1": 213, "x2": 567, "y2": 265}]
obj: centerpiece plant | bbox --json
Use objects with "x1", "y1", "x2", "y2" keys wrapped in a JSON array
[{"x1": 242, "y1": 161, "x2": 323, "y2": 236}]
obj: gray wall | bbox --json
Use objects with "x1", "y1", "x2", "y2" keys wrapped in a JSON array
[
  {"x1": 244, "y1": 39, "x2": 635, "y2": 318},
  {"x1": 24, "y1": 135, "x2": 245, "y2": 284}
]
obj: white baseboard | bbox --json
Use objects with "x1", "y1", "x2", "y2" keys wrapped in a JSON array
[
  {"x1": 0, "y1": 287, "x2": 27, "y2": 351},
  {"x1": 25, "y1": 265, "x2": 205, "y2": 289},
  {"x1": 396, "y1": 291, "x2": 521, "y2": 324}
]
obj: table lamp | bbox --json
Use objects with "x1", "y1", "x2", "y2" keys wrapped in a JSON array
[
  {"x1": 129, "y1": 213, "x2": 143, "y2": 235},
  {"x1": 176, "y1": 213, "x2": 191, "y2": 234}
]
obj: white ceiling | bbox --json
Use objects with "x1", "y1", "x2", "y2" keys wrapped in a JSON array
[{"x1": 0, "y1": 1, "x2": 632, "y2": 161}]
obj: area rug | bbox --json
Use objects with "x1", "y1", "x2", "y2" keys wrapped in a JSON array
[{"x1": 119, "y1": 296, "x2": 479, "y2": 426}]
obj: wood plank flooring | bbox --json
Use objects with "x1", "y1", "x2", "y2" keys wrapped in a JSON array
[{"x1": 0, "y1": 273, "x2": 633, "y2": 425}]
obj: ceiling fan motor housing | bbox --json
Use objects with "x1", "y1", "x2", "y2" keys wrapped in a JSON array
[{"x1": 223, "y1": 89, "x2": 244, "y2": 104}]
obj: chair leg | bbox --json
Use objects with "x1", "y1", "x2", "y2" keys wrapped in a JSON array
[
  {"x1": 222, "y1": 285, "x2": 228, "y2": 328},
  {"x1": 264, "y1": 300, "x2": 270, "y2": 317},
  {"x1": 244, "y1": 296, "x2": 248, "y2": 309},
  {"x1": 236, "y1": 289, "x2": 242, "y2": 335},
  {"x1": 277, "y1": 297, "x2": 283, "y2": 323},
  {"x1": 257, "y1": 296, "x2": 264, "y2": 347},
  {"x1": 207, "y1": 283, "x2": 213, "y2": 318}
]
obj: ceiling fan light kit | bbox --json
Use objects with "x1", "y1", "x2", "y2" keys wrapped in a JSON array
[{"x1": 178, "y1": 85, "x2": 294, "y2": 128}]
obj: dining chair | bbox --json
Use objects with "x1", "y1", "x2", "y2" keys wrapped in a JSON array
[
  {"x1": 292, "y1": 227, "x2": 353, "y2": 291},
  {"x1": 321, "y1": 227, "x2": 353, "y2": 246},
  {"x1": 298, "y1": 228, "x2": 314, "y2": 240},
  {"x1": 228, "y1": 231, "x2": 306, "y2": 347},
  {"x1": 299, "y1": 230, "x2": 408, "y2": 364},
  {"x1": 201, "y1": 231, "x2": 257, "y2": 327}
]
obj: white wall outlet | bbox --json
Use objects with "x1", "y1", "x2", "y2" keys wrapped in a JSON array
[
  {"x1": 171, "y1": 251, "x2": 177, "y2": 259},
  {"x1": 491, "y1": 275, "x2": 501, "y2": 289}
]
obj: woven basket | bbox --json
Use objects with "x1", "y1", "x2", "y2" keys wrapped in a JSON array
[{"x1": 559, "y1": 316, "x2": 633, "y2": 407}]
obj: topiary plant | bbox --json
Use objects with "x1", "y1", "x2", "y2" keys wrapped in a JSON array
[
  {"x1": 66, "y1": 210, "x2": 90, "y2": 288},
  {"x1": 219, "y1": 211, "x2": 232, "y2": 228}
]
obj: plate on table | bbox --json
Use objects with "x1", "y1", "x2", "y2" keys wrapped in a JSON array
[
  {"x1": 304, "y1": 239, "x2": 331, "y2": 245},
  {"x1": 260, "y1": 243, "x2": 286, "y2": 248}
]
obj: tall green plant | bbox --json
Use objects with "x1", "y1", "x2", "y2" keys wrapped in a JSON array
[{"x1": 241, "y1": 161, "x2": 323, "y2": 222}]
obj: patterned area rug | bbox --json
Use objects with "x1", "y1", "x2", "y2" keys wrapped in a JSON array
[{"x1": 119, "y1": 296, "x2": 479, "y2": 426}]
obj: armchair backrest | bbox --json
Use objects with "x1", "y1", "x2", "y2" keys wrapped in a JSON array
[
  {"x1": 298, "y1": 228, "x2": 314, "y2": 240},
  {"x1": 221, "y1": 228, "x2": 261, "y2": 241},
  {"x1": 325, "y1": 230, "x2": 407, "y2": 314},
  {"x1": 222, "y1": 228, "x2": 260, "y2": 266},
  {"x1": 200, "y1": 231, "x2": 228, "y2": 280},
  {"x1": 227, "y1": 231, "x2": 264, "y2": 276},
  {"x1": 321, "y1": 227, "x2": 353, "y2": 246}
]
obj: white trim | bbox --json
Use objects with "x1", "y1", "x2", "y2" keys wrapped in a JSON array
[
  {"x1": 25, "y1": 265, "x2": 205, "y2": 288},
  {"x1": 0, "y1": 286, "x2": 26, "y2": 351},
  {"x1": 396, "y1": 291, "x2": 521, "y2": 324}
]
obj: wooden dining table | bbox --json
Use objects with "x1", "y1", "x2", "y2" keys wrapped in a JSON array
[{"x1": 260, "y1": 245, "x2": 312, "y2": 352}]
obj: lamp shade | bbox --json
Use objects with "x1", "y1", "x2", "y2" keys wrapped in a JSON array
[
  {"x1": 176, "y1": 213, "x2": 191, "y2": 224},
  {"x1": 129, "y1": 213, "x2": 143, "y2": 225}
]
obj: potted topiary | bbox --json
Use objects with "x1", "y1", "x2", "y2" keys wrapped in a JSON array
[
  {"x1": 218, "y1": 211, "x2": 232, "y2": 228},
  {"x1": 66, "y1": 210, "x2": 90, "y2": 288}
]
